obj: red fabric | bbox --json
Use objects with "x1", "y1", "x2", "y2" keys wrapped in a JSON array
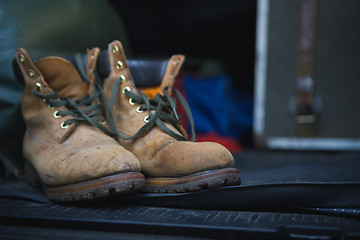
[
  {"x1": 173, "y1": 71, "x2": 189, "y2": 131},
  {"x1": 195, "y1": 132, "x2": 243, "y2": 153},
  {"x1": 174, "y1": 71, "x2": 242, "y2": 153}
]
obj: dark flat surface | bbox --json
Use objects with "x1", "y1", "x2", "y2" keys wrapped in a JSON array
[
  {"x1": 101, "y1": 150, "x2": 360, "y2": 213},
  {"x1": 2, "y1": 150, "x2": 359, "y2": 208},
  {"x1": 235, "y1": 150, "x2": 360, "y2": 184},
  {"x1": 0, "y1": 150, "x2": 360, "y2": 239},
  {"x1": 1, "y1": 198, "x2": 360, "y2": 240}
]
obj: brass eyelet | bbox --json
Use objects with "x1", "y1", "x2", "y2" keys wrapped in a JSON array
[
  {"x1": 19, "y1": 54, "x2": 25, "y2": 62},
  {"x1": 116, "y1": 61, "x2": 123, "y2": 70},
  {"x1": 53, "y1": 111, "x2": 62, "y2": 119},
  {"x1": 120, "y1": 74, "x2": 126, "y2": 82},
  {"x1": 35, "y1": 82, "x2": 42, "y2": 91},
  {"x1": 136, "y1": 106, "x2": 143, "y2": 113},
  {"x1": 28, "y1": 69, "x2": 35, "y2": 78},
  {"x1": 112, "y1": 45, "x2": 119, "y2": 53},
  {"x1": 60, "y1": 122, "x2": 69, "y2": 129},
  {"x1": 129, "y1": 98, "x2": 135, "y2": 105},
  {"x1": 48, "y1": 105, "x2": 54, "y2": 110},
  {"x1": 144, "y1": 115, "x2": 150, "y2": 123},
  {"x1": 122, "y1": 86, "x2": 130, "y2": 94}
]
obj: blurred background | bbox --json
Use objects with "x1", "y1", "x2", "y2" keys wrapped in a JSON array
[
  {"x1": 0, "y1": 0, "x2": 359, "y2": 177},
  {"x1": 0, "y1": 0, "x2": 256, "y2": 176}
]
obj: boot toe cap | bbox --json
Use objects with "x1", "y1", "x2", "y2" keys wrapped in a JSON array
[
  {"x1": 42, "y1": 144, "x2": 141, "y2": 186},
  {"x1": 145, "y1": 141, "x2": 234, "y2": 177}
]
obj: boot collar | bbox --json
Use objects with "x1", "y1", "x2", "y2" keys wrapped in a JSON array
[{"x1": 96, "y1": 40, "x2": 185, "y2": 94}]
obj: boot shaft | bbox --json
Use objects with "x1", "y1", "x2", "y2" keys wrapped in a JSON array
[
  {"x1": 94, "y1": 41, "x2": 189, "y2": 140},
  {"x1": 14, "y1": 49, "x2": 79, "y2": 143},
  {"x1": 96, "y1": 46, "x2": 185, "y2": 97},
  {"x1": 13, "y1": 48, "x2": 114, "y2": 143}
]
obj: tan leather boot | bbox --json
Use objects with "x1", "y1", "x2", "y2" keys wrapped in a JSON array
[
  {"x1": 14, "y1": 48, "x2": 145, "y2": 202},
  {"x1": 101, "y1": 40, "x2": 241, "y2": 193}
]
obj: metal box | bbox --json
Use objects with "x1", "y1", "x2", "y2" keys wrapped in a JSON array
[{"x1": 254, "y1": 0, "x2": 360, "y2": 150}]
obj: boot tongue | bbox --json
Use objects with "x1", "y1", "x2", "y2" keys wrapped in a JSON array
[{"x1": 35, "y1": 57, "x2": 87, "y2": 100}]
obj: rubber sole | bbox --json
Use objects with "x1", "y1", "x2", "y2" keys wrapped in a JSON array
[
  {"x1": 145, "y1": 168, "x2": 241, "y2": 193},
  {"x1": 25, "y1": 162, "x2": 146, "y2": 202}
]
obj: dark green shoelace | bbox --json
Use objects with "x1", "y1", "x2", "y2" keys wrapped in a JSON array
[
  {"x1": 109, "y1": 78, "x2": 195, "y2": 141},
  {"x1": 32, "y1": 80, "x2": 113, "y2": 136},
  {"x1": 74, "y1": 54, "x2": 195, "y2": 142}
]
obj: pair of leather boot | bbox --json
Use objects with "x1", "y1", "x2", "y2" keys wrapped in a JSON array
[{"x1": 14, "y1": 40, "x2": 241, "y2": 202}]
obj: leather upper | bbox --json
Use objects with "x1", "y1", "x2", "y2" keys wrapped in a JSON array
[
  {"x1": 17, "y1": 48, "x2": 141, "y2": 186},
  {"x1": 102, "y1": 40, "x2": 235, "y2": 177}
]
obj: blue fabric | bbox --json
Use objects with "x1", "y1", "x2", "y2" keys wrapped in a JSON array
[{"x1": 184, "y1": 74, "x2": 253, "y2": 139}]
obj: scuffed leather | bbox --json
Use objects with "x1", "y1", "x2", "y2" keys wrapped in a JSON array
[
  {"x1": 103, "y1": 40, "x2": 235, "y2": 177},
  {"x1": 23, "y1": 125, "x2": 141, "y2": 186},
  {"x1": 86, "y1": 47, "x2": 101, "y2": 96},
  {"x1": 17, "y1": 48, "x2": 141, "y2": 186},
  {"x1": 159, "y1": 54, "x2": 185, "y2": 94},
  {"x1": 17, "y1": 49, "x2": 76, "y2": 144}
]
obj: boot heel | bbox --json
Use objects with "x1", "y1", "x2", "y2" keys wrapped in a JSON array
[{"x1": 25, "y1": 161, "x2": 42, "y2": 187}]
